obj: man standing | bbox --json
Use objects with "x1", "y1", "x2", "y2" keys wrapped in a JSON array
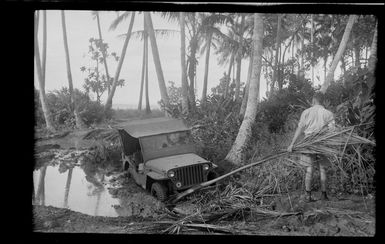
[{"x1": 287, "y1": 92, "x2": 335, "y2": 202}]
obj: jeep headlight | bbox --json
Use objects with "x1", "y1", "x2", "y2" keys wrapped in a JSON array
[
  {"x1": 176, "y1": 182, "x2": 182, "y2": 188},
  {"x1": 203, "y1": 164, "x2": 210, "y2": 171},
  {"x1": 168, "y1": 170, "x2": 175, "y2": 178}
]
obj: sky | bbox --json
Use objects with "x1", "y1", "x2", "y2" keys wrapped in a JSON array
[{"x1": 34, "y1": 10, "x2": 333, "y2": 110}]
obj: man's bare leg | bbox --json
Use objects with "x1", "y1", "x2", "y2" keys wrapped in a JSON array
[
  {"x1": 319, "y1": 164, "x2": 329, "y2": 200},
  {"x1": 305, "y1": 164, "x2": 315, "y2": 202}
]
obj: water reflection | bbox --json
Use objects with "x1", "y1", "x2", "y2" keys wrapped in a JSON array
[
  {"x1": 63, "y1": 167, "x2": 73, "y2": 208},
  {"x1": 35, "y1": 166, "x2": 47, "y2": 205},
  {"x1": 33, "y1": 155, "x2": 120, "y2": 217}
]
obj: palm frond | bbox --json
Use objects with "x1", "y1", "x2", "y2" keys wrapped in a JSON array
[
  {"x1": 117, "y1": 29, "x2": 180, "y2": 40},
  {"x1": 109, "y1": 11, "x2": 131, "y2": 31}
]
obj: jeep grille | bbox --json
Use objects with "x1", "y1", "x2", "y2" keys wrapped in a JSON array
[{"x1": 174, "y1": 164, "x2": 204, "y2": 187}]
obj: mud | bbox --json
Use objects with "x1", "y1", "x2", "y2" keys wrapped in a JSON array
[{"x1": 33, "y1": 129, "x2": 376, "y2": 235}]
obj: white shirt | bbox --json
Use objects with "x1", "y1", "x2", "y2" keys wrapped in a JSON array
[{"x1": 298, "y1": 104, "x2": 335, "y2": 135}]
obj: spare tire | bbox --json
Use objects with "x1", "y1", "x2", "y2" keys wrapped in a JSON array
[{"x1": 151, "y1": 182, "x2": 168, "y2": 202}]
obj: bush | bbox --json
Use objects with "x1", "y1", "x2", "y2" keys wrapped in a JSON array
[
  {"x1": 257, "y1": 76, "x2": 315, "y2": 133},
  {"x1": 36, "y1": 87, "x2": 106, "y2": 130}
]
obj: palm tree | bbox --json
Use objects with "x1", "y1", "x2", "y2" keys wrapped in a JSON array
[
  {"x1": 180, "y1": 12, "x2": 189, "y2": 113},
  {"x1": 271, "y1": 14, "x2": 283, "y2": 92},
  {"x1": 105, "y1": 11, "x2": 136, "y2": 113},
  {"x1": 137, "y1": 14, "x2": 152, "y2": 114},
  {"x1": 239, "y1": 50, "x2": 253, "y2": 118},
  {"x1": 200, "y1": 30, "x2": 213, "y2": 104},
  {"x1": 42, "y1": 10, "x2": 47, "y2": 88},
  {"x1": 368, "y1": 21, "x2": 377, "y2": 74},
  {"x1": 35, "y1": 11, "x2": 56, "y2": 132},
  {"x1": 225, "y1": 13, "x2": 264, "y2": 165},
  {"x1": 93, "y1": 11, "x2": 111, "y2": 94},
  {"x1": 61, "y1": 10, "x2": 86, "y2": 129},
  {"x1": 144, "y1": 29, "x2": 151, "y2": 115},
  {"x1": 234, "y1": 14, "x2": 246, "y2": 101},
  {"x1": 320, "y1": 15, "x2": 357, "y2": 93},
  {"x1": 144, "y1": 12, "x2": 170, "y2": 114},
  {"x1": 138, "y1": 16, "x2": 146, "y2": 112}
]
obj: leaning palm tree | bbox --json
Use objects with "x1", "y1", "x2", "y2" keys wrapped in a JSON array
[
  {"x1": 225, "y1": 13, "x2": 264, "y2": 165},
  {"x1": 234, "y1": 13, "x2": 246, "y2": 101},
  {"x1": 35, "y1": 10, "x2": 56, "y2": 132},
  {"x1": 144, "y1": 12, "x2": 170, "y2": 114},
  {"x1": 104, "y1": 11, "x2": 136, "y2": 113},
  {"x1": 199, "y1": 13, "x2": 233, "y2": 103},
  {"x1": 180, "y1": 12, "x2": 189, "y2": 114},
  {"x1": 320, "y1": 15, "x2": 357, "y2": 93},
  {"x1": 92, "y1": 11, "x2": 111, "y2": 94},
  {"x1": 61, "y1": 10, "x2": 86, "y2": 129},
  {"x1": 126, "y1": 13, "x2": 178, "y2": 113},
  {"x1": 239, "y1": 49, "x2": 253, "y2": 118}
]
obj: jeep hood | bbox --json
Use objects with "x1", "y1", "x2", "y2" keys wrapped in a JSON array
[{"x1": 146, "y1": 153, "x2": 210, "y2": 173}]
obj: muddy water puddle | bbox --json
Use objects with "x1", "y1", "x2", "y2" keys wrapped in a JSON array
[
  {"x1": 33, "y1": 150, "x2": 164, "y2": 218},
  {"x1": 33, "y1": 164, "x2": 122, "y2": 217}
]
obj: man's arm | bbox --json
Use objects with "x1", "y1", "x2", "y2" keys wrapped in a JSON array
[
  {"x1": 288, "y1": 111, "x2": 306, "y2": 152},
  {"x1": 287, "y1": 125, "x2": 304, "y2": 152}
]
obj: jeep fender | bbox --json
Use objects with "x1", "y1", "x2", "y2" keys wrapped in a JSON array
[
  {"x1": 147, "y1": 171, "x2": 166, "y2": 180},
  {"x1": 146, "y1": 171, "x2": 168, "y2": 191}
]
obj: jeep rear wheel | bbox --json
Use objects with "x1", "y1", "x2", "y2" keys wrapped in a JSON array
[{"x1": 151, "y1": 182, "x2": 168, "y2": 202}]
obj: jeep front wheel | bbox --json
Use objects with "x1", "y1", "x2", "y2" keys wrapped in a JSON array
[{"x1": 151, "y1": 182, "x2": 168, "y2": 201}]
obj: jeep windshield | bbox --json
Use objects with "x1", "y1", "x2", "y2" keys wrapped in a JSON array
[{"x1": 140, "y1": 131, "x2": 196, "y2": 162}]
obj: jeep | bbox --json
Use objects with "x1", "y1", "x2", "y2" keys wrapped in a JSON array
[{"x1": 115, "y1": 117, "x2": 218, "y2": 201}]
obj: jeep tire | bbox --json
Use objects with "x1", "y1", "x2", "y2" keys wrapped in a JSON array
[
  {"x1": 151, "y1": 182, "x2": 168, "y2": 202},
  {"x1": 207, "y1": 170, "x2": 219, "y2": 186}
]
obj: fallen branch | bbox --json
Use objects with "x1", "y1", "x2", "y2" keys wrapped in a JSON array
[{"x1": 170, "y1": 125, "x2": 375, "y2": 203}]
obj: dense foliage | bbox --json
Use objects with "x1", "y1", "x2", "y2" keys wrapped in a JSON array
[
  {"x1": 163, "y1": 64, "x2": 375, "y2": 194},
  {"x1": 35, "y1": 87, "x2": 105, "y2": 130}
]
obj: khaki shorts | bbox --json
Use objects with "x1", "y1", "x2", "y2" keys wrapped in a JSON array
[{"x1": 298, "y1": 154, "x2": 331, "y2": 168}]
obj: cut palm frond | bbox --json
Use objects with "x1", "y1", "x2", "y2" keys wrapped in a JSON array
[{"x1": 171, "y1": 125, "x2": 375, "y2": 203}]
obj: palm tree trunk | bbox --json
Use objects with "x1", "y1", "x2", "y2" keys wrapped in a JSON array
[
  {"x1": 297, "y1": 26, "x2": 305, "y2": 80},
  {"x1": 144, "y1": 12, "x2": 170, "y2": 114},
  {"x1": 188, "y1": 37, "x2": 198, "y2": 109},
  {"x1": 240, "y1": 52, "x2": 253, "y2": 118},
  {"x1": 61, "y1": 10, "x2": 86, "y2": 129},
  {"x1": 235, "y1": 14, "x2": 245, "y2": 101},
  {"x1": 225, "y1": 13, "x2": 263, "y2": 165},
  {"x1": 224, "y1": 52, "x2": 235, "y2": 99},
  {"x1": 180, "y1": 12, "x2": 189, "y2": 113},
  {"x1": 138, "y1": 27, "x2": 146, "y2": 111},
  {"x1": 271, "y1": 14, "x2": 282, "y2": 92},
  {"x1": 321, "y1": 15, "x2": 357, "y2": 93},
  {"x1": 354, "y1": 45, "x2": 361, "y2": 68},
  {"x1": 368, "y1": 22, "x2": 377, "y2": 73},
  {"x1": 144, "y1": 24, "x2": 151, "y2": 114},
  {"x1": 35, "y1": 11, "x2": 56, "y2": 132},
  {"x1": 96, "y1": 12, "x2": 111, "y2": 95},
  {"x1": 201, "y1": 31, "x2": 213, "y2": 104},
  {"x1": 187, "y1": 13, "x2": 198, "y2": 109},
  {"x1": 42, "y1": 10, "x2": 47, "y2": 88},
  {"x1": 105, "y1": 12, "x2": 136, "y2": 113},
  {"x1": 367, "y1": 22, "x2": 377, "y2": 91},
  {"x1": 311, "y1": 14, "x2": 314, "y2": 84},
  {"x1": 341, "y1": 55, "x2": 346, "y2": 85}
]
